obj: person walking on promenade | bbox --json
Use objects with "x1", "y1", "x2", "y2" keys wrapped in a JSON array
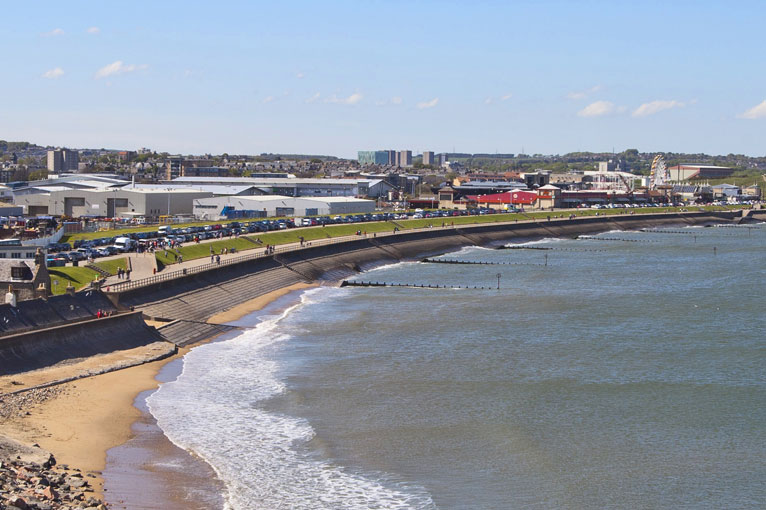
[{"x1": 216, "y1": 254, "x2": 221, "y2": 265}]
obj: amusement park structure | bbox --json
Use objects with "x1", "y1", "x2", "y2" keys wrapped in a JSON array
[
  {"x1": 649, "y1": 154, "x2": 670, "y2": 189},
  {"x1": 588, "y1": 170, "x2": 638, "y2": 193}
]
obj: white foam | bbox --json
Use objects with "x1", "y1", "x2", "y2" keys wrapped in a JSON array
[
  {"x1": 147, "y1": 289, "x2": 435, "y2": 510},
  {"x1": 505, "y1": 237, "x2": 565, "y2": 247}
]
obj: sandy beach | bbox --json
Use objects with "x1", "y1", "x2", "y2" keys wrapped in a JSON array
[
  {"x1": 0, "y1": 281, "x2": 320, "y2": 508},
  {"x1": 208, "y1": 281, "x2": 317, "y2": 324}
]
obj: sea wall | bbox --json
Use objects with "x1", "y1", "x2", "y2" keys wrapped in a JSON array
[
  {"x1": 118, "y1": 211, "x2": 737, "y2": 323},
  {"x1": 0, "y1": 211, "x2": 742, "y2": 372},
  {"x1": 0, "y1": 311, "x2": 166, "y2": 376},
  {"x1": 0, "y1": 292, "x2": 117, "y2": 338}
]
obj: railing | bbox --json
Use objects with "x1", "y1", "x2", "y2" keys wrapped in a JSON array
[
  {"x1": 104, "y1": 232, "x2": 370, "y2": 293},
  {"x1": 104, "y1": 209, "x2": 716, "y2": 294}
]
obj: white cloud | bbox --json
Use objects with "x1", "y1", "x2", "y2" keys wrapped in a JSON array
[
  {"x1": 263, "y1": 95, "x2": 275, "y2": 103},
  {"x1": 485, "y1": 93, "x2": 511, "y2": 105},
  {"x1": 632, "y1": 99, "x2": 685, "y2": 117},
  {"x1": 390, "y1": 96, "x2": 402, "y2": 105},
  {"x1": 567, "y1": 85, "x2": 602, "y2": 100},
  {"x1": 86, "y1": 27, "x2": 100, "y2": 34},
  {"x1": 325, "y1": 93, "x2": 363, "y2": 105},
  {"x1": 42, "y1": 67, "x2": 64, "y2": 79},
  {"x1": 296, "y1": 72, "x2": 304, "y2": 79},
  {"x1": 739, "y1": 99, "x2": 766, "y2": 119},
  {"x1": 95, "y1": 60, "x2": 147, "y2": 79},
  {"x1": 305, "y1": 92, "x2": 321, "y2": 103},
  {"x1": 577, "y1": 100, "x2": 616, "y2": 117},
  {"x1": 42, "y1": 28, "x2": 65, "y2": 37},
  {"x1": 417, "y1": 97, "x2": 439, "y2": 109}
]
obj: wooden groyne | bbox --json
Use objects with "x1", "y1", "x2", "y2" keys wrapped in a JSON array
[
  {"x1": 576, "y1": 235, "x2": 659, "y2": 243},
  {"x1": 421, "y1": 258, "x2": 547, "y2": 267},
  {"x1": 499, "y1": 245, "x2": 607, "y2": 252},
  {"x1": 340, "y1": 280, "x2": 496, "y2": 290}
]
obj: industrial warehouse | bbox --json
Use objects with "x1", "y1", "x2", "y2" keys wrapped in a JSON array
[{"x1": 192, "y1": 195, "x2": 375, "y2": 219}]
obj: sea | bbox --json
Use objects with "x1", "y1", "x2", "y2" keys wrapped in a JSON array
[{"x1": 144, "y1": 223, "x2": 765, "y2": 510}]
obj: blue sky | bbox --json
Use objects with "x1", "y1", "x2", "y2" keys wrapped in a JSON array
[{"x1": 2, "y1": 0, "x2": 765, "y2": 158}]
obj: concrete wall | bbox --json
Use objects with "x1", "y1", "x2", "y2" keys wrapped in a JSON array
[
  {"x1": 116, "y1": 211, "x2": 739, "y2": 322},
  {"x1": 0, "y1": 311, "x2": 165, "y2": 375}
]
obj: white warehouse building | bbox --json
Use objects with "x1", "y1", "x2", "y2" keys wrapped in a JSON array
[
  {"x1": 193, "y1": 195, "x2": 375, "y2": 220},
  {"x1": 15, "y1": 188, "x2": 213, "y2": 217}
]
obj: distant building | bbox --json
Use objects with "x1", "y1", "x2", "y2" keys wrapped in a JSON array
[
  {"x1": 598, "y1": 161, "x2": 616, "y2": 172},
  {"x1": 47, "y1": 149, "x2": 79, "y2": 173},
  {"x1": 165, "y1": 157, "x2": 214, "y2": 180},
  {"x1": 0, "y1": 169, "x2": 15, "y2": 184},
  {"x1": 47, "y1": 150, "x2": 63, "y2": 173},
  {"x1": 398, "y1": 150, "x2": 412, "y2": 168},
  {"x1": 667, "y1": 164, "x2": 735, "y2": 181},
  {"x1": 711, "y1": 183, "x2": 740, "y2": 200},
  {"x1": 522, "y1": 171, "x2": 550, "y2": 188},
  {"x1": 387, "y1": 150, "x2": 396, "y2": 165},
  {"x1": 422, "y1": 151, "x2": 435, "y2": 166},
  {"x1": 181, "y1": 166, "x2": 230, "y2": 178},
  {"x1": 193, "y1": 195, "x2": 375, "y2": 220},
  {"x1": 357, "y1": 151, "x2": 390, "y2": 166}
]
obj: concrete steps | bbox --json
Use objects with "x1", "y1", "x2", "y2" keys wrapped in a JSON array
[
  {"x1": 157, "y1": 320, "x2": 239, "y2": 347},
  {"x1": 137, "y1": 267, "x2": 304, "y2": 322}
]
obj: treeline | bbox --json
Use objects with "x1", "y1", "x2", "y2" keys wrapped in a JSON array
[{"x1": 0, "y1": 140, "x2": 37, "y2": 152}]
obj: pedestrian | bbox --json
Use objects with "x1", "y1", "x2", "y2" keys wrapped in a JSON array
[
  {"x1": 216, "y1": 254, "x2": 221, "y2": 265},
  {"x1": 126, "y1": 268, "x2": 131, "y2": 279},
  {"x1": 211, "y1": 253, "x2": 215, "y2": 263}
]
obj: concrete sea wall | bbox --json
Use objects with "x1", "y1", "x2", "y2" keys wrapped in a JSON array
[
  {"x1": 0, "y1": 210, "x2": 747, "y2": 373},
  {"x1": 0, "y1": 311, "x2": 165, "y2": 376},
  {"x1": 118, "y1": 211, "x2": 739, "y2": 323}
]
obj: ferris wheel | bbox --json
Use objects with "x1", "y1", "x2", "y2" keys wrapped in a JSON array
[{"x1": 649, "y1": 154, "x2": 669, "y2": 189}]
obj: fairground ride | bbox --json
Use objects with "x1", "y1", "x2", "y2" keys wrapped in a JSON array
[{"x1": 649, "y1": 155, "x2": 670, "y2": 189}]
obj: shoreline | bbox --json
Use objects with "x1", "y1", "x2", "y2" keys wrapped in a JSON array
[
  {"x1": 0, "y1": 283, "x2": 323, "y2": 509},
  {"x1": 2, "y1": 215, "x2": 751, "y2": 508}
]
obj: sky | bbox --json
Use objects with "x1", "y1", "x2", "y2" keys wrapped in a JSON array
[{"x1": 2, "y1": 0, "x2": 765, "y2": 158}]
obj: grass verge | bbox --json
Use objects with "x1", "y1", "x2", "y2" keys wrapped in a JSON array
[{"x1": 48, "y1": 267, "x2": 101, "y2": 295}]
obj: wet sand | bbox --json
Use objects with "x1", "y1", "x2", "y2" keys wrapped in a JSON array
[
  {"x1": 207, "y1": 282, "x2": 317, "y2": 324},
  {"x1": 0, "y1": 351, "x2": 183, "y2": 497},
  {"x1": 103, "y1": 285, "x2": 321, "y2": 508},
  {"x1": 1, "y1": 282, "x2": 321, "y2": 508}
]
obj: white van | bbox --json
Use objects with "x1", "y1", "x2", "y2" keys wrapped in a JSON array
[{"x1": 113, "y1": 237, "x2": 137, "y2": 252}]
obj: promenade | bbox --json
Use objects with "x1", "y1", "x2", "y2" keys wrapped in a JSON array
[{"x1": 97, "y1": 208, "x2": 750, "y2": 294}]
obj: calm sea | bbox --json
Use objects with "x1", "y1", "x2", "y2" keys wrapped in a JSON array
[{"x1": 146, "y1": 223, "x2": 766, "y2": 510}]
